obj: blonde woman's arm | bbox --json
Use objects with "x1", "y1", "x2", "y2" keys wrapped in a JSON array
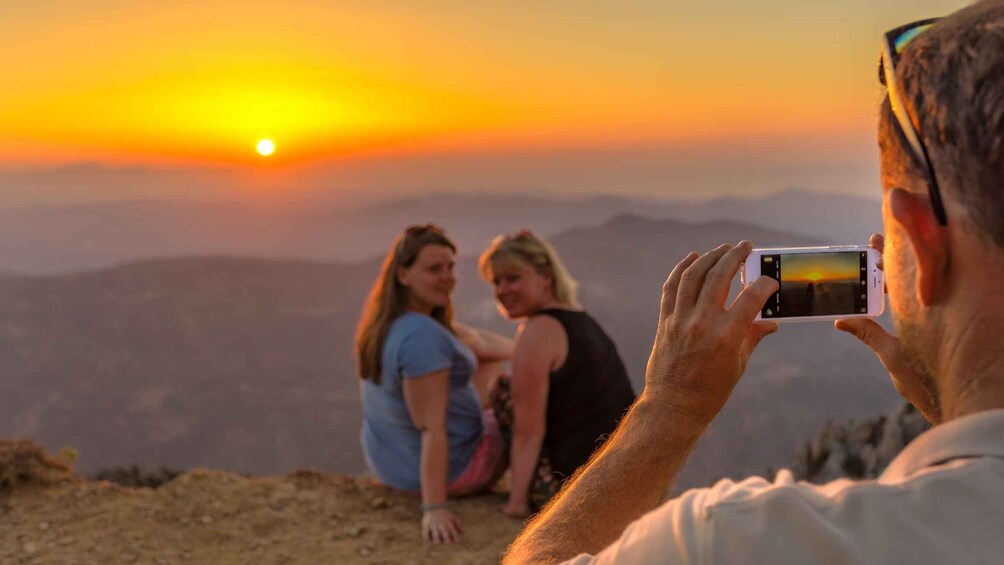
[
  {"x1": 454, "y1": 321, "x2": 516, "y2": 362},
  {"x1": 503, "y1": 316, "x2": 561, "y2": 518}
]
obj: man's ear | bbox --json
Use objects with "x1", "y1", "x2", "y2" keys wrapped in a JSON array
[{"x1": 888, "y1": 187, "x2": 949, "y2": 306}]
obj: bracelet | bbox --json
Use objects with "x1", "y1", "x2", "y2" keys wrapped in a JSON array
[{"x1": 420, "y1": 502, "x2": 449, "y2": 512}]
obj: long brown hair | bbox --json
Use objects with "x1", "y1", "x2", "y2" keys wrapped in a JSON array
[{"x1": 355, "y1": 225, "x2": 457, "y2": 383}]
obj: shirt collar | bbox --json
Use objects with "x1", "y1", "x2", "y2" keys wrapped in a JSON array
[{"x1": 881, "y1": 408, "x2": 1004, "y2": 481}]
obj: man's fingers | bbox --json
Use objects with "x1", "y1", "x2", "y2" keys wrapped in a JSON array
[
  {"x1": 660, "y1": 252, "x2": 700, "y2": 320},
  {"x1": 869, "y1": 233, "x2": 884, "y2": 253},
  {"x1": 742, "y1": 321, "x2": 778, "y2": 360},
  {"x1": 729, "y1": 276, "x2": 779, "y2": 326},
  {"x1": 869, "y1": 233, "x2": 885, "y2": 271},
  {"x1": 834, "y1": 318, "x2": 896, "y2": 360},
  {"x1": 697, "y1": 241, "x2": 753, "y2": 309},
  {"x1": 676, "y1": 244, "x2": 733, "y2": 309}
]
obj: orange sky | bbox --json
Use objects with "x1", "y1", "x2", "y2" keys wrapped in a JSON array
[
  {"x1": 0, "y1": 1, "x2": 966, "y2": 169},
  {"x1": 782, "y1": 253, "x2": 861, "y2": 283}
]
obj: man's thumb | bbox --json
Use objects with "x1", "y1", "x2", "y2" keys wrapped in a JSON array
[
  {"x1": 743, "y1": 321, "x2": 778, "y2": 360},
  {"x1": 834, "y1": 318, "x2": 892, "y2": 355}
]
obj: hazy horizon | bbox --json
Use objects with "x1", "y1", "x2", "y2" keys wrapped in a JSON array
[{"x1": 0, "y1": 137, "x2": 882, "y2": 210}]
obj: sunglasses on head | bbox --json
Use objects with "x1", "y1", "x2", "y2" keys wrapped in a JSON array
[
  {"x1": 878, "y1": 17, "x2": 947, "y2": 226},
  {"x1": 404, "y1": 224, "x2": 445, "y2": 236}
]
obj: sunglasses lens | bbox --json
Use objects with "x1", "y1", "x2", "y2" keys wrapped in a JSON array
[{"x1": 893, "y1": 23, "x2": 935, "y2": 55}]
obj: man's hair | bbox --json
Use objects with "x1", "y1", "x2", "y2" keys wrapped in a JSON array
[{"x1": 881, "y1": 0, "x2": 1004, "y2": 247}]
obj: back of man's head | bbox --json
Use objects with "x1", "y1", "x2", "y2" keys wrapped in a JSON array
[{"x1": 881, "y1": 0, "x2": 1004, "y2": 249}]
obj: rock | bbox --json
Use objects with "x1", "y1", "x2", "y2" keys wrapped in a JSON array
[
  {"x1": 370, "y1": 496, "x2": 390, "y2": 509},
  {"x1": 22, "y1": 542, "x2": 38, "y2": 555},
  {"x1": 200, "y1": 515, "x2": 213, "y2": 525},
  {"x1": 358, "y1": 545, "x2": 373, "y2": 557},
  {"x1": 346, "y1": 525, "x2": 368, "y2": 538},
  {"x1": 788, "y1": 402, "x2": 931, "y2": 483},
  {"x1": 38, "y1": 521, "x2": 49, "y2": 531}
]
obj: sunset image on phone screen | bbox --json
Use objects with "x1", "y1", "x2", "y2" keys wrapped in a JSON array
[{"x1": 762, "y1": 252, "x2": 868, "y2": 318}]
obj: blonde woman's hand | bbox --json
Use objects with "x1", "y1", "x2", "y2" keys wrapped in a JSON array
[
  {"x1": 422, "y1": 507, "x2": 463, "y2": 544},
  {"x1": 500, "y1": 500, "x2": 532, "y2": 519}
]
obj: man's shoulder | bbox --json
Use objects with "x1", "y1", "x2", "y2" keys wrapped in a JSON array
[
  {"x1": 613, "y1": 461, "x2": 1004, "y2": 564},
  {"x1": 698, "y1": 470, "x2": 857, "y2": 511},
  {"x1": 696, "y1": 465, "x2": 959, "y2": 517}
]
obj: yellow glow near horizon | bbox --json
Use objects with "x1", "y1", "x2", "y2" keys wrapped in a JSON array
[
  {"x1": 783, "y1": 254, "x2": 859, "y2": 283},
  {"x1": 257, "y1": 139, "x2": 275, "y2": 157}
]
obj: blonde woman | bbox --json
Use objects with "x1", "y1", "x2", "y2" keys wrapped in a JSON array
[
  {"x1": 355, "y1": 224, "x2": 514, "y2": 544},
  {"x1": 479, "y1": 231, "x2": 636, "y2": 517}
]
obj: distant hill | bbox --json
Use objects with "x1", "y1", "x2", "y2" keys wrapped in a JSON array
[
  {"x1": 0, "y1": 190, "x2": 879, "y2": 274},
  {"x1": 0, "y1": 215, "x2": 900, "y2": 489}
]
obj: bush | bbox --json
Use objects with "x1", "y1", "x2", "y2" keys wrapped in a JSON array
[{"x1": 0, "y1": 439, "x2": 75, "y2": 492}]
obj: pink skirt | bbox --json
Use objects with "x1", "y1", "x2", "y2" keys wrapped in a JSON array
[{"x1": 447, "y1": 408, "x2": 507, "y2": 496}]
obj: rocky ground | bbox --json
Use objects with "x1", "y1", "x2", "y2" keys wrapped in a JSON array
[
  {"x1": 0, "y1": 441, "x2": 524, "y2": 565},
  {"x1": 0, "y1": 403, "x2": 929, "y2": 564}
]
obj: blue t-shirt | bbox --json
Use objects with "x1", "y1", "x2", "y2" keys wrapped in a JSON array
[{"x1": 360, "y1": 312, "x2": 483, "y2": 491}]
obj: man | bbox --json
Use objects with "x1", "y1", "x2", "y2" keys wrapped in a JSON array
[{"x1": 504, "y1": 2, "x2": 1004, "y2": 563}]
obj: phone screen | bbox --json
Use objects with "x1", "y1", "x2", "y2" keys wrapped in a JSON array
[{"x1": 760, "y1": 251, "x2": 869, "y2": 318}]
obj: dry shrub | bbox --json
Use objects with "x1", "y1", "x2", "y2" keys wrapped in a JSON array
[{"x1": 0, "y1": 439, "x2": 76, "y2": 493}]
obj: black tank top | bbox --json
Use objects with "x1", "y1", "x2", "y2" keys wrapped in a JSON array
[{"x1": 537, "y1": 308, "x2": 636, "y2": 480}]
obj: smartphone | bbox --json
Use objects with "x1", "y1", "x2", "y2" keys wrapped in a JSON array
[{"x1": 741, "y1": 246, "x2": 884, "y2": 322}]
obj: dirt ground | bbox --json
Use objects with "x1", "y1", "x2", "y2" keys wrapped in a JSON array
[{"x1": 0, "y1": 443, "x2": 526, "y2": 565}]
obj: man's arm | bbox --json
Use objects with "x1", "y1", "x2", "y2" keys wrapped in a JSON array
[{"x1": 503, "y1": 241, "x2": 779, "y2": 563}]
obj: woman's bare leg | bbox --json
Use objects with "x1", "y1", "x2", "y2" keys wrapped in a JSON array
[{"x1": 471, "y1": 360, "x2": 506, "y2": 408}]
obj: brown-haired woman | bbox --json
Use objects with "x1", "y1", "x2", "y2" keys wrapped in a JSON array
[
  {"x1": 479, "y1": 230, "x2": 636, "y2": 517},
  {"x1": 355, "y1": 224, "x2": 514, "y2": 545}
]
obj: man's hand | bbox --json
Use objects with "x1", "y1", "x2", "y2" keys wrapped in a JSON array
[
  {"x1": 502, "y1": 241, "x2": 779, "y2": 564},
  {"x1": 835, "y1": 234, "x2": 942, "y2": 424},
  {"x1": 422, "y1": 507, "x2": 463, "y2": 544},
  {"x1": 644, "y1": 241, "x2": 779, "y2": 426}
]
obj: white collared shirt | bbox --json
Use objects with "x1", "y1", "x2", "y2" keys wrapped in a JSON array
[{"x1": 566, "y1": 409, "x2": 1004, "y2": 564}]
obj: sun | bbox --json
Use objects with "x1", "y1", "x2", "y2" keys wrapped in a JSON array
[{"x1": 256, "y1": 139, "x2": 275, "y2": 157}]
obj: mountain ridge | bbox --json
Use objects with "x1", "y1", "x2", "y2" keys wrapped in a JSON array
[{"x1": 0, "y1": 213, "x2": 899, "y2": 490}]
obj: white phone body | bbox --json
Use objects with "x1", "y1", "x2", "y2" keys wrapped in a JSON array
[{"x1": 741, "y1": 245, "x2": 884, "y2": 322}]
